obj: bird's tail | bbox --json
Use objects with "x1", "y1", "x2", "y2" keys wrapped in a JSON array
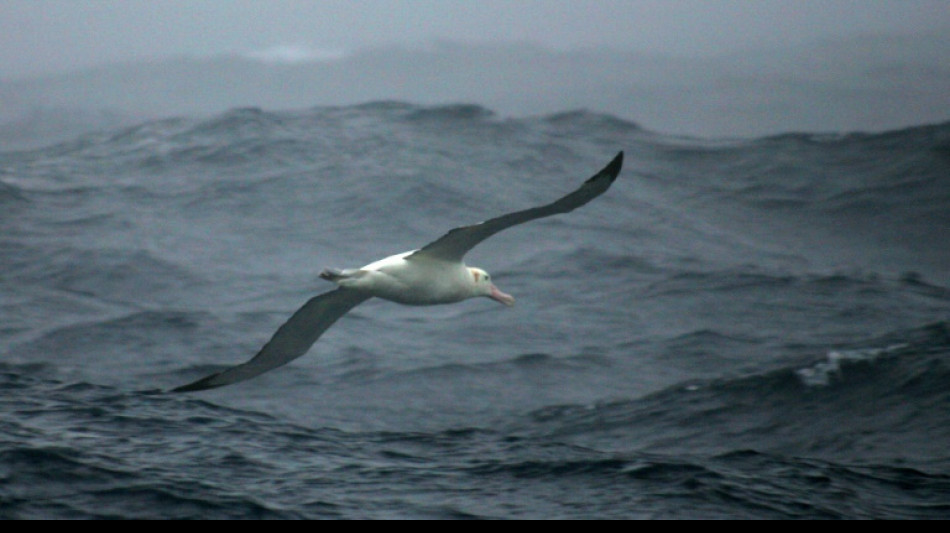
[{"x1": 319, "y1": 268, "x2": 361, "y2": 283}]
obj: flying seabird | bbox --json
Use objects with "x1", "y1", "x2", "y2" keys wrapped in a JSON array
[{"x1": 172, "y1": 152, "x2": 624, "y2": 392}]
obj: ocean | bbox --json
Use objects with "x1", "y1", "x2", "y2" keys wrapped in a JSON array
[{"x1": 1, "y1": 103, "x2": 949, "y2": 518}]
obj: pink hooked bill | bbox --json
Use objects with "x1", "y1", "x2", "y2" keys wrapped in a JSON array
[{"x1": 490, "y1": 284, "x2": 515, "y2": 306}]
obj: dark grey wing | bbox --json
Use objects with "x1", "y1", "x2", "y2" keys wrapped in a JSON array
[
  {"x1": 171, "y1": 288, "x2": 371, "y2": 392},
  {"x1": 409, "y1": 152, "x2": 623, "y2": 263}
]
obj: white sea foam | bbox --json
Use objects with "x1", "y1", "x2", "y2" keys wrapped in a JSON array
[{"x1": 796, "y1": 344, "x2": 907, "y2": 387}]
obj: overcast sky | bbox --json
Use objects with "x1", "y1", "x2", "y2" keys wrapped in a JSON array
[{"x1": 2, "y1": 0, "x2": 949, "y2": 79}]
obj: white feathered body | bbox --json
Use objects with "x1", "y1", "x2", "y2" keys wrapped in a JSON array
[{"x1": 336, "y1": 251, "x2": 477, "y2": 305}]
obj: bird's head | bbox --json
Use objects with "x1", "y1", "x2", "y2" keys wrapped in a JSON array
[{"x1": 469, "y1": 267, "x2": 515, "y2": 306}]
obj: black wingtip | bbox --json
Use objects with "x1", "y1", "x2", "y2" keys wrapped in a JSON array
[
  {"x1": 586, "y1": 151, "x2": 624, "y2": 184},
  {"x1": 169, "y1": 373, "x2": 225, "y2": 393}
]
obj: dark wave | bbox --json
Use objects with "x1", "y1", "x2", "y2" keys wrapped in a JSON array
[
  {"x1": 526, "y1": 322, "x2": 950, "y2": 462},
  {"x1": 403, "y1": 103, "x2": 496, "y2": 122},
  {"x1": 187, "y1": 107, "x2": 283, "y2": 135},
  {"x1": 386, "y1": 350, "x2": 612, "y2": 380},
  {"x1": 8, "y1": 105, "x2": 946, "y2": 212},
  {"x1": 4, "y1": 246, "x2": 203, "y2": 304},
  {"x1": 0, "y1": 179, "x2": 26, "y2": 204},
  {"x1": 541, "y1": 109, "x2": 643, "y2": 132},
  {"x1": 639, "y1": 268, "x2": 950, "y2": 304},
  {"x1": 8, "y1": 310, "x2": 222, "y2": 371},
  {"x1": 648, "y1": 121, "x2": 950, "y2": 218},
  {"x1": 0, "y1": 373, "x2": 363, "y2": 518},
  {"x1": 0, "y1": 443, "x2": 301, "y2": 519},
  {"x1": 451, "y1": 443, "x2": 949, "y2": 518},
  {"x1": 467, "y1": 456, "x2": 631, "y2": 479}
]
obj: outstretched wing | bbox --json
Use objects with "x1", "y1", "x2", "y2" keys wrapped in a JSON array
[
  {"x1": 172, "y1": 288, "x2": 371, "y2": 392},
  {"x1": 409, "y1": 152, "x2": 623, "y2": 263}
]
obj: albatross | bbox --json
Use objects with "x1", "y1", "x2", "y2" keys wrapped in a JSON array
[{"x1": 172, "y1": 152, "x2": 624, "y2": 392}]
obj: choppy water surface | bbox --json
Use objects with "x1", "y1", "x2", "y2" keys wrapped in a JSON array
[{"x1": 1, "y1": 104, "x2": 948, "y2": 518}]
